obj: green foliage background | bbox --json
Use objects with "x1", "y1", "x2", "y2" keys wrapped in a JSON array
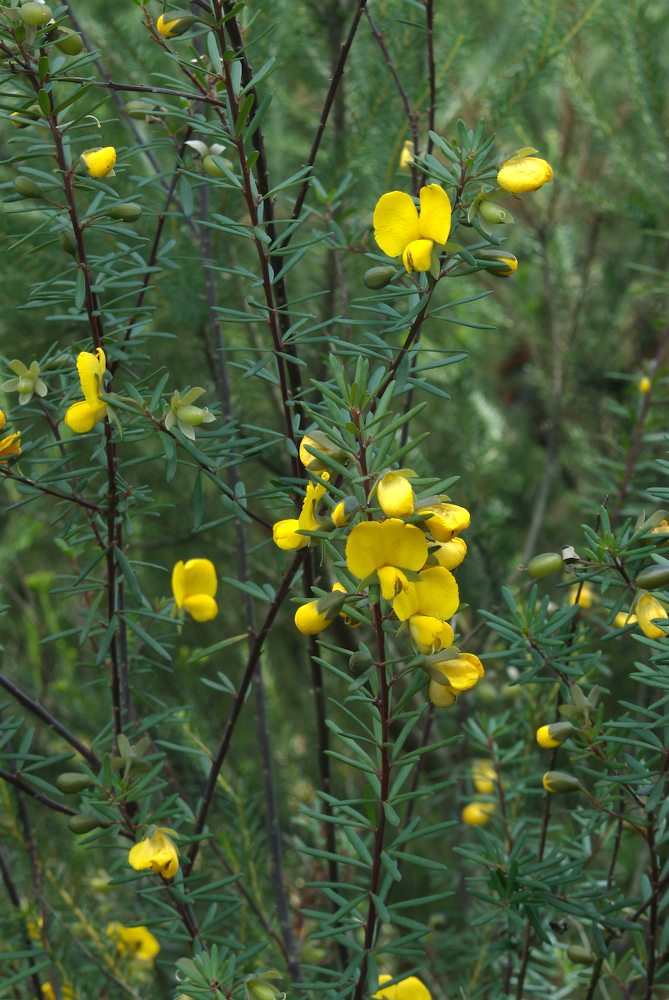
[{"x1": 0, "y1": 1, "x2": 668, "y2": 998}]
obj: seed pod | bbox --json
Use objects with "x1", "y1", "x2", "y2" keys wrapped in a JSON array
[
  {"x1": 106, "y1": 202, "x2": 142, "y2": 222},
  {"x1": 247, "y1": 983, "x2": 279, "y2": 1000},
  {"x1": 55, "y1": 30, "x2": 84, "y2": 55},
  {"x1": 567, "y1": 945, "x2": 596, "y2": 965},
  {"x1": 349, "y1": 650, "x2": 373, "y2": 672},
  {"x1": 68, "y1": 814, "x2": 102, "y2": 834},
  {"x1": 57, "y1": 772, "x2": 94, "y2": 794},
  {"x1": 364, "y1": 265, "x2": 397, "y2": 289},
  {"x1": 527, "y1": 552, "x2": 563, "y2": 578},
  {"x1": 635, "y1": 565, "x2": 669, "y2": 589},
  {"x1": 479, "y1": 200, "x2": 514, "y2": 225},
  {"x1": 19, "y1": 2, "x2": 53, "y2": 27},
  {"x1": 14, "y1": 177, "x2": 43, "y2": 198}
]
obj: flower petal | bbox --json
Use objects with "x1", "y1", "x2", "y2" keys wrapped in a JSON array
[
  {"x1": 183, "y1": 595, "x2": 219, "y2": 622},
  {"x1": 0, "y1": 430, "x2": 21, "y2": 461},
  {"x1": 373, "y1": 191, "x2": 420, "y2": 258},
  {"x1": 418, "y1": 184, "x2": 452, "y2": 243},
  {"x1": 432, "y1": 537, "x2": 467, "y2": 570},
  {"x1": 428, "y1": 679, "x2": 458, "y2": 708},
  {"x1": 64, "y1": 399, "x2": 106, "y2": 434},
  {"x1": 408, "y1": 614, "x2": 454, "y2": 654},
  {"x1": 432, "y1": 652, "x2": 483, "y2": 691},
  {"x1": 496, "y1": 156, "x2": 553, "y2": 194},
  {"x1": 171, "y1": 561, "x2": 185, "y2": 608},
  {"x1": 378, "y1": 472, "x2": 414, "y2": 518},
  {"x1": 636, "y1": 593, "x2": 668, "y2": 638},
  {"x1": 182, "y1": 558, "x2": 217, "y2": 598},
  {"x1": 295, "y1": 601, "x2": 333, "y2": 635},
  {"x1": 346, "y1": 519, "x2": 427, "y2": 579},
  {"x1": 402, "y1": 239, "x2": 433, "y2": 273},
  {"x1": 393, "y1": 566, "x2": 459, "y2": 622},
  {"x1": 420, "y1": 502, "x2": 470, "y2": 541},
  {"x1": 273, "y1": 518, "x2": 308, "y2": 550},
  {"x1": 378, "y1": 566, "x2": 409, "y2": 603},
  {"x1": 374, "y1": 974, "x2": 433, "y2": 1000},
  {"x1": 82, "y1": 147, "x2": 117, "y2": 179},
  {"x1": 77, "y1": 349, "x2": 106, "y2": 406}
]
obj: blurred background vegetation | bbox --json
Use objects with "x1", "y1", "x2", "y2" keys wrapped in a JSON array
[{"x1": 1, "y1": 0, "x2": 669, "y2": 997}]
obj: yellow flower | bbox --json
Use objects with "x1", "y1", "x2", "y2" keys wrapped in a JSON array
[
  {"x1": 42, "y1": 986, "x2": 74, "y2": 1000},
  {"x1": 64, "y1": 349, "x2": 108, "y2": 433},
  {"x1": 461, "y1": 802, "x2": 494, "y2": 827},
  {"x1": 399, "y1": 141, "x2": 414, "y2": 170},
  {"x1": 107, "y1": 921, "x2": 160, "y2": 964},
  {"x1": 429, "y1": 652, "x2": 484, "y2": 693},
  {"x1": 298, "y1": 432, "x2": 344, "y2": 472},
  {"x1": 346, "y1": 519, "x2": 427, "y2": 600},
  {"x1": 569, "y1": 582, "x2": 593, "y2": 608},
  {"x1": 172, "y1": 558, "x2": 218, "y2": 622},
  {"x1": 332, "y1": 582, "x2": 360, "y2": 628},
  {"x1": 392, "y1": 566, "x2": 459, "y2": 622},
  {"x1": 428, "y1": 680, "x2": 457, "y2": 708},
  {"x1": 479, "y1": 249, "x2": 518, "y2": 277},
  {"x1": 408, "y1": 614, "x2": 454, "y2": 655},
  {"x1": 374, "y1": 973, "x2": 432, "y2": 1000},
  {"x1": 635, "y1": 593, "x2": 668, "y2": 639},
  {"x1": 294, "y1": 599, "x2": 334, "y2": 635},
  {"x1": 377, "y1": 471, "x2": 415, "y2": 518},
  {"x1": 273, "y1": 474, "x2": 329, "y2": 550},
  {"x1": 497, "y1": 153, "x2": 553, "y2": 194},
  {"x1": 0, "y1": 429, "x2": 21, "y2": 462},
  {"x1": 613, "y1": 611, "x2": 637, "y2": 629},
  {"x1": 472, "y1": 761, "x2": 496, "y2": 795},
  {"x1": 128, "y1": 828, "x2": 179, "y2": 879},
  {"x1": 418, "y1": 502, "x2": 470, "y2": 541},
  {"x1": 81, "y1": 146, "x2": 117, "y2": 179},
  {"x1": 535, "y1": 722, "x2": 576, "y2": 749},
  {"x1": 638, "y1": 376, "x2": 652, "y2": 394},
  {"x1": 331, "y1": 500, "x2": 350, "y2": 528},
  {"x1": 373, "y1": 184, "x2": 451, "y2": 273},
  {"x1": 431, "y1": 537, "x2": 467, "y2": 570}
]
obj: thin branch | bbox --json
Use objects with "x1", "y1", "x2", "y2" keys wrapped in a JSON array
[
  {"x1": 0, "y1": 470, "x2": 103, "y2": 512},
  {"x1": 0, "y1": 768, "x2": 77, "y2": 817}
]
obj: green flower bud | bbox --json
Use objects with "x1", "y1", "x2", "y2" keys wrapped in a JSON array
[
  {"x1": 349, "y1": 650, "x2": 373, "y2": 672},
  {"x1": 364, "y1": 265, "x2": 397, "y2": 289},
  {"x1": 476, "y1": 248, "x2": 518, "y2": 277},
  {"x1": 106, "y1": 202, "x2": 142, "y2": 222},
  {"x1": 20, "y1": 3, "x2": 53, "y2": 28},
  {"x1": 527, "y1": 552, "x2": 563, "y2": 578},
  {"x1": 17, "y1": 376, "x2": 34, "y2": 395},
  {"x1": 542, "y1": 771, "x2": 583, "y2": 794},
  {"x1": 14, "y1": 177, "x2": 43, "y2": 198},
  {"x1": 56, "y1": 772, "x2": 95, "y2": 794},
  {"x1": 202, "y1": 154, "x2": 230, "y2": 178},
  {"x1": 567, "y1": 945, "x2": 596, "y2": 965},
  {"x1": 478, "y1": 200, "x2": 514, "y2": 225},
  {"x1": 59, "y1": 230, "x2": 77, "y2": 256},
  {"x1": 54, "y1": 29, "x2": 84, "y2": 55},
  {"x1": 635, "y1": 564, "x2": 669, "y2": 589},
  {"x1": 174, "y1": 403, "x2": 211, "y2": 427},
  {"x1": 68, "y1": 814, "x2": 102, "y2": 834},
  {"x1": 247, "y1": 982, "x2": 280, "y2": 1000}
]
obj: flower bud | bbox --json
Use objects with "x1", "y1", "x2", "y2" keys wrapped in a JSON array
[
  {"x1": 535, "y1": 722, "x2": 576, "y2": 749},
  {"x1": 527, "y1": 552, "x2": 563, "y2": 578},
  {"x1": 298, "y1": 431, "x2": 345, "y2": 472},
  {"x1": 174, "y1": 404, "x2": 212, "y2": 427},
  {"x1": 81, "y1": 147, "x2": 117, "y2": 179},
  {"x1": 567, "y1": 946, "x2": 596, "y2": 965},
  {"x1": 17, "y1": 376, "x2": 34, "y2": 395},
  {"x1": 54, "y1": 29, "x2": 84, "y2": 55},
  {"x1": 635, "y1": 565, "x2": 669, "y2": 590},
  {"x1": 635, "y1": 593, "x2": 668, "y2": 638},
  {"x1": 472, "y1": 761, "x2": 496, "y2": 794},
  {"x1": 364, "y1": 265, "x2": 397, "y2": 289},
  {"x1": 14, "y1": 176, "x2": 43, "y2": 198},
  {"x1": 68, "y1": 814, "x2": 103, "y2": 834},
  {"x1": 59, "y1": 230, "x2": 77, "y2": 256},
  {"x1": 461, "y1": 802, "x2": 494, "y2": 826},
  {"x1": 331, "y1": 496, "x2": 357, "y2": 528},
  {"x1": 156, "y1": 13, "x2": 198, "y2": 38},
  {"x1": 294, "y1": 600, "x2": 334, "y2": 636},
  {"x1": 19, "y1": 3, "x2": 53, "y2": 28},
  {"x1": 247, "y1": 982, "x2": 281, "y2": 1000},
  {"x1": 476, "y1": 249, "x2": 518, "y2": 277},
  {"x1": 349, "y1": 649, "x2": 373, "y2": 672},
  {"x1": 106, "y1": 202, "x2": 142, "y2": 222},
  {"x1": 478, "y1": 200, "x2": 514, "y2": 225},
  {"x1": 497, "y1": 153, "x2": 553, "y2": 193},
  {"x1": 542, "y1": 771, "x2": 582, "y2": 794},
  {"x1": 56, "y1": 772, "x2": 95, "y2": 795},
  {"x1": 638, "y1": 376, "x2": 651, "y2": 394}
]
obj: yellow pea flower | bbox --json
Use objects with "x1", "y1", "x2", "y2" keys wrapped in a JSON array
[
  {"x1": 107, "y1": 921, "x2": 160, "y2": 964},
  {"x1": 172, "y1": 558, "x2": 218, "y2": 622},
  {"x1": 408, "y1": 614, "x2": 454, "y2": 655},
  {"x1": 373, "y1": 184, "x2": 451, "y2": 273},
  {"x1": 635, "y1": 593, "x2": 668, "y2": 639},
  {"x1": 294, "y1": 599, "x2": 335, "y2": 635},
  {"x1": 128, "y1": 828, "x2": 179, "y2": 879},
  {"x1": 0, "y1": 429, "x2": 21, "y2": 462},
  {"x1": 156, "y1": 13, "x2": 196, "y2": 37},
  {"x1": 418, "y1": 502, "x2": 470, "y2": 541},
  {"x1": 81, "y1": 146, "x2": 117, "y2": 179},
  {"x1": 472, "y1": 760, "x2": 496, "y2": 795},
  {"x1": 393, "y1": 566, "x2": 459, "y2": 622},
  {"x1": 428, "y1": 679, "x2": 457, "y2": 708},
  {"x1": 461, "y1": 802, "x2": 494, "y2": 827},
  {"x1": 346, "y1": 519, "x2": 427, "y2": 599},
  {"x1": 374, "y1": 973, "x2": 432, "y2": 1000},
  {"x1": 431, "y1": 536, "x2": 467, "y2": 570},
  {"x1": 497, "y1": 153, "x2": 553, "y2": 194},
  {"x1": 332, "y1": 582, "x2": 360, "y2": 628},
  {"x1": 429, "y1": 652, "x2": 484, "y2": 693},
  {"x1": 613, "y1": 611, "x2": 637, "y2": 629},
  {"x1": 542, "y1": 771, "x2": 582, "y2": 794},
  {"x1": 273, "y1": 474, "x2": 329, "y2": 550},
  {"x1": 399, "y1": 141, "x2": 414, "y2": 171},
  {"x1": 569, "y1": 582, "x2": 593, "y2": 608},
  {"x1": 63, "y1": 349, "x2": 108, "y2": 434},
  {"x1": 377, "y1": 471, "x2": 415, "y2": 518},
  {"x1": 638, "y1": 376, "x2": 651, "y2": 394},
  {"x1": 535, "y1": 721, "x2": 576, "y2": 749}
]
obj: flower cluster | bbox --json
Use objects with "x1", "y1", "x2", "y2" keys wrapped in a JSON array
[{"x1": 273, "y1": 435, "x2": 483, "y2": 709}]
